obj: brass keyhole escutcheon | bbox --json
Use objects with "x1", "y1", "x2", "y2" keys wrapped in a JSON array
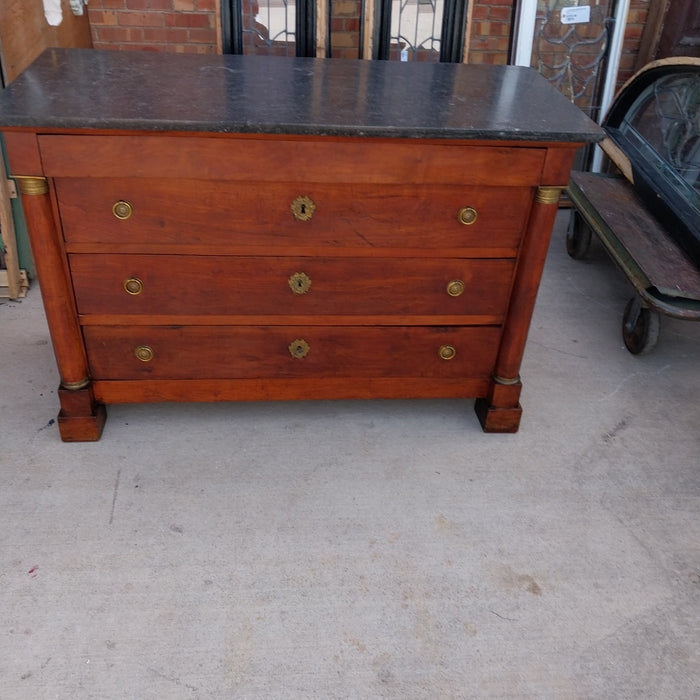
[
  {"x1": 291, "y1": 195, "x2": 316, "y2": 222},
  {"x1": 123, "y1": 277, "x2": 144, "y2": 295},
  {"x1": 134, "y1": 345, "x2": 154, "y2": 362},
  {"x1": 288, "y1": 339, "x2": 310, "y2": 359},
  {"x1": 438, "y1": 344, "x2": 456, "y2": 360},
  {"x1": 289, "y1": 272, "x2": 312, "y2": 295},
  {"x1": 457, "y1": 206, "x2": 477, "y2": 226},
  {"x1": 446, "y1": 280, "x2": 465, "y2": 297},
  {"x1": 113, "y1": 200, "x2": 134, "y2": 220}
]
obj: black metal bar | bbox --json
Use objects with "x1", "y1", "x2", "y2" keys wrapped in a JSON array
[
  {"x1": 296, "y1": 0, "x2": 317, "y2": 57},
  {"x1": 375, "y1": 0, "x2": 393, "y2": 60},
  {"x1": 221, "y1": 0, "x2": 244, "y2": 54},
  {"x1": 440, "y1": 0, "x2": 468, "y2": 63}
]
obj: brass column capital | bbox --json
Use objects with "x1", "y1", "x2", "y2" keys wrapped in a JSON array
[
  {"x1": 535, "y1": 186, "x2": 564, "y2": 205},
  {"x1": 14, "y1": 176, "x2": 49, "y2": 196}
]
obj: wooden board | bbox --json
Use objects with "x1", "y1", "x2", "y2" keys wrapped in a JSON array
[
  {"x1": 569, "y1": 172, "x2": 700, "y2": 302},
  {"x1": 0, "y1": 0, "x2": 92, "y2": 86}
]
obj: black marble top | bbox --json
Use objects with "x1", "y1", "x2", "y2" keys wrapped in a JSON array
[{"x1": 0, "y1": 48, "x2": 603, "y2": 142}]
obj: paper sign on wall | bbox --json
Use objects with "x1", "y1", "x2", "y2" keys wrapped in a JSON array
[{"x1": 561, "y1": 6, "x2": 591, "y2": 24}]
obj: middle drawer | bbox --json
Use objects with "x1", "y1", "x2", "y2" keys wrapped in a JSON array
[{"x1": 70, "y1": 255, "x2": 515, "y2": 320}]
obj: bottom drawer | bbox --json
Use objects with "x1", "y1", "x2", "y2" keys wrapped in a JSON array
[{"x1": 84, "y1": 325, "x2": 501, "y2": 380}]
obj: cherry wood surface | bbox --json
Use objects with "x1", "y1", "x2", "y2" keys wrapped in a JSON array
[
  {"x1": 68, "y1": 255, "x2": 516, "y2": 319},
  {"x1": 55, "y1": 178, "x2": 532, "y2": 251},
  {"x1": 83, "y1": 325, "x2": 501, "y2": 381},
  {"x1": 92, "y1": 377, "x2": 492, "y2": 405},
  {"x1": 39, "y1": 135, "x2": 546, "y2": 185}
]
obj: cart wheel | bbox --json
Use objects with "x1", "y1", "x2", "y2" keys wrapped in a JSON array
[
  {"x1": 622, "y1": 297, "x2": 660, "y2": 355},
  {"x1": 566, "y1": 211, "x2": 593, "y2": 260}
]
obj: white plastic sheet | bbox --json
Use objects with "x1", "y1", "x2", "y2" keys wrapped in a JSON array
[{"x1": 43, "y1": 0, "x2": 63, "y2": 26}]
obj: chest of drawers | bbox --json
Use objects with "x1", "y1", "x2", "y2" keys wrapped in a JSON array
[{"x1": 0, "y1": 49, "x2": 602, "y2": 441}]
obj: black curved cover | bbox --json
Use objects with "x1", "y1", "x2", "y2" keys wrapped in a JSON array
[{"x1": 604, "y1": 62, "x2": 700, "y2": 266}]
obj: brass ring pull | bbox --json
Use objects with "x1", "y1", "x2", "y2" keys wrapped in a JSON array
[
  {"x1": 457, "y1": 206, "x2": 477, "y2": 226},
  {"x1": 288, "y1": 339, "x2": 310, "y2": 359},
  {"x1": 123, "y1": 277, "x2": 144, "y2": 295},
  {"x1": 289, "y1": 272, "x2": 312, "y2": 295},
  {"x1": 446, "y1": 280, "x2": 465, "y2": 297},
  {"x1": 291, "y1": 195, "x2": 316, "y2": 222},
  {"x1": 134, "y1": 345, "x2": 154, "y2": 362},
  {"x1": 438, "y1": 344, "x2": 456, "y2": 360},
  {"x1": 113, "y1": 200, "x2": 133, "y2": 220}
]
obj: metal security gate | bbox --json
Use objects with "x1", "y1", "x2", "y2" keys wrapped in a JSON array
[
  {"x1": 223, "y1": 0, "x2": 470, "y2": 62},
  {"x1": 373, "y1": 0, "x2": 470, "y2": 62},
  {"x1": 222, "y1": 0, "x2": 324, "y2": 57}
]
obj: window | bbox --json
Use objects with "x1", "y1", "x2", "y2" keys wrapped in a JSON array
[
  {"x1": 223, "y1": 0, "x2": 317, "y2": 57},
  {"x1": 374, "y1": 0, "x2": 469, "y2": 62}
]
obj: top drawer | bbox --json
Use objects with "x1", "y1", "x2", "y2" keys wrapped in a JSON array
[
  {"x1": 38, "y1": 134, "x2": 546, "y2": 186},
  {"x1": 54, "y1": 178, "x2": 532, "y2": 250}
]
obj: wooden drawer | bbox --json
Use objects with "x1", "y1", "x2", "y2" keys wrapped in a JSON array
[
  {"x1": 83, "y1": 325, "x2": 501, "y2": 380},
  {"x1": 69, "y1": 254, "x2": 515, "y2": 320},
  {"x1": 55, "y1": 179, "x2": 532, "y2": 251},
  {"x1": 39, "y1": 134, "x2": 546, "y2": 185}
]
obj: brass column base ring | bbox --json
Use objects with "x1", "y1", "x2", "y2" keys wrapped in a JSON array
[{"x1": 61, "y1": 377, "x2": 91, "y2": 391}]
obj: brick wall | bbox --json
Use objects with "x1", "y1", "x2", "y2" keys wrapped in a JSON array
[
  {"x1": 467, "y1": 0, "x2": 513, "y2": 65},
  {"x1": 618, "y1": 0, "x2": 649, "y2": 86},
  {"x1": 330, "y1": 0, "x2": 361, "y2": 59},
  {"x1": 88, "y1": 0, "x2": 220, "y2": 53}
]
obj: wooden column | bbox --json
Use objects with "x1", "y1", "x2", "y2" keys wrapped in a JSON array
[
  {"x1": 16, "y1": 175, "x2": 106, "y2": 441},
  {"x1": 475, "y1": 185, "x2": 563, "y2": 433}
]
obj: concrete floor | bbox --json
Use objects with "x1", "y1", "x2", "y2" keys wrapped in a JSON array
[{"x1": 1, "y1": 213, "x2": 699, "y2": 698}]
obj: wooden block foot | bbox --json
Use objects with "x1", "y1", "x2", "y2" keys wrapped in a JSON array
[
  {"x1": 474, "y1": 377, "x2": 523, "y2": 432},
  {"x1": 57, "y1": 385, "x2": 107, "y2": 442},
  {"x1": 474, "y1": 398, "x2": 522, "y2": 433}
]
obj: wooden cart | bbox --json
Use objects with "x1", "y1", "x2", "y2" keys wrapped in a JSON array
[{"x1": 566, "y1": 58, "x2": 700, "y2": 354}]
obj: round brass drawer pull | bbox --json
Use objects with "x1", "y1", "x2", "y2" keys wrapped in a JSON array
[
  {"x1": 457, "y1": 206, "x2": 478, "y2": 226},
  {"x1": 438, "y1": 344, "x2": 456, "y2": 360},
  {"x1": 113, "y1": 200, "x2": 133, "y2": 220},
  {"x1": 289, "y1": 272, "x2": 312, "y2": 295},
  {"x1": 290, "y1": 195, "x2": 316, "y2": 222},
  {"x1": 446, "y1": 279, "x2": 465, "y2": 297},
  {"x1": 123, "y1": 277, "x2": 144, "y2": 295},
  {"x1": 134, "y1": 345, "x2": 154, "y2": 362},
  {"x1": 288, "y1": 338, "x2": 310, "y2": 359}
]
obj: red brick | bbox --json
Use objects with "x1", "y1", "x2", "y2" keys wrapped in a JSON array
[
  {"x1": 95, "y1": 25, "x2": 145, "y2": 42},
  {"x1": 187, "y1": 27, "x2": 217, "y2": 43},
  {"x1": 164, "y1": 12, "x2": 211, "y2": 28},
  {"x1": 89, "y1": 10, "x2": 118, "y2": 25},
  {"x1": 488, "y1": 6, "x2": 512, "y2": 22},
  {"x1": 142, "y1": 26, "x2": 189, "y2": 42},
  {"x1": 118, "y1": 11, "x2": 164, "y2": 26}
]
